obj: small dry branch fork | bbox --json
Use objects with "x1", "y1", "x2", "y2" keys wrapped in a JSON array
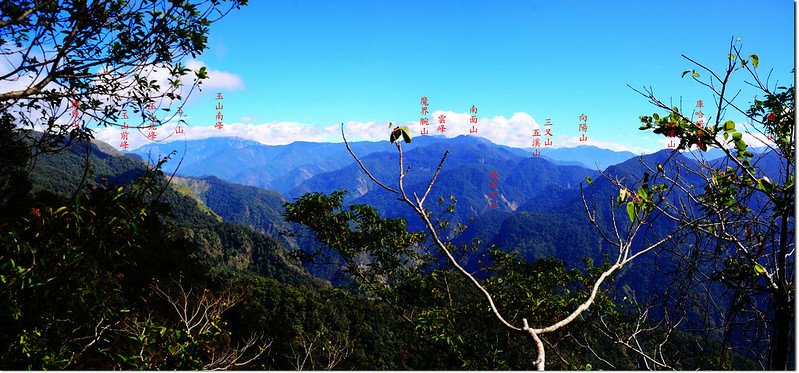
[
  {"x1": 340, "y1": 124, "x2": 686, "y2": 370},
  {"x1": 146, "y1": 278, "x2": 271, "y2": 370}
]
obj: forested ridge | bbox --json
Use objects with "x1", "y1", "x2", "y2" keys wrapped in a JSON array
[
  {"x1": 0, "y1": 124, "x2": 769, "y2": 369},
  {"x1": 0, "y1": 0, "x2": 792, "y2": 370}
]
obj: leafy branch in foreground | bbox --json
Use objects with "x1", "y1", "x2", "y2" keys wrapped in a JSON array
[
  {"x1": 626, "y1": 37, "x2": 793, "y2": 369},
  {"x1": 0, "y1": 0, "x2": 247, "y2": 158},
  {"x1": 339, "y1": 123, "x2": 680, "y2": 370}
]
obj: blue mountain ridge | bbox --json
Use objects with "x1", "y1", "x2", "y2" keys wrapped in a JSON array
[
  {"x1": 120, "y1": 133, "x2": 786, "y2": 364},
  {"x1": 130, "y1": 135, "x2": 639, "y2": 194}
]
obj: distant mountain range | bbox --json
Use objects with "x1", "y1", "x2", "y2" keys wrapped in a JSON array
[
  {"x1": 126, "y1": 134, "x2": 781, "y2": 295},
  {"x1": 537, "y1": 145, "x2": 637, "y2": 169},
  {"x1": 129, "y1": 134, "x2": 634, "y2": 279},
  {"x1": 28, "y1": 137, "x2": 323, "y2": 288},
  {"x1": 128, "y1": 134, "x2": 781, "y2": 261},
  {"x1": 130, "y1": 136, "x2": 640, "y2": 194},
  {"x1": 31, "y1": 133, "x2": 783, "y2": 366}
]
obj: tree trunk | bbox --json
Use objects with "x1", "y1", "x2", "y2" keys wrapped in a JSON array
[
  {"x1": 770, "y1": 205, "x2": 792, "y2": 370},
  {"x1": 768, "y1": 290, "x2": 791, "y2": 370}
]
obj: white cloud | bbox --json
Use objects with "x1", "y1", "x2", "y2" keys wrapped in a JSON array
[
  {"x1": 1, "y1": 55, "x2": 244, "y2": 134},
  {"x1": 555, "y1": 136, "x2": 655, "y2": 154},
  {"x1": 93, "y1": 111, "x2": 678, "y2": 155},
  {"x1": 653, "y1": 136, "x2": 680, "y2": 151},
  {"x1": 640, "y1": 125, "x2": 776, "y2": 158},
  {"x1": 186, "y1": 60, "x2": 244, "y2": 91},
  {"x1": 97, "y1": 111, "x2": 547, "y2": 150},
  {"x1": 739, "y1": 131, "x2": 774, "y2": 148},
  {"x1": 0, "y1": 56, "x2": 35, "y2": 94},
  {"x1": 728, "y1": 122, "x2": 775, "y2": 148},
  {"x1": 119, "y1": 59, "x2": 243, "y2": 110},
  {"x1": 402, "y1": 110, "x2": 540, "y2": 148},
  {"x1": 96, "y1": 120, "x2": 367, "y2": 149}
]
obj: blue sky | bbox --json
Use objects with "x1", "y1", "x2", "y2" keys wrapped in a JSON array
[{"x1": 100, "y1": 0, "x2": 795, "y2": 152}]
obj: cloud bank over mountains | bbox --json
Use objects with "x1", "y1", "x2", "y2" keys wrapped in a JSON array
[{"x1": 95, "y1": 109, "x2": 655, "y2": 154}]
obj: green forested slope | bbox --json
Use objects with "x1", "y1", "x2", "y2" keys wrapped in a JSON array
[
  {"x1": 27, "y1": 138, "x2": 319, "y2": 287},
  {"x1": 1, "y1": 128, "x2": 760, "y2": 369}
]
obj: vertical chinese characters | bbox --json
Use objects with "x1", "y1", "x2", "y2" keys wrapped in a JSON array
[
  {"x1": 469, "y1": 105, "x2": 478, "y2": 134},
  {"x1": 666, "y1": 122, "x2": 677, "y2": 148},
  {"x1": 544, "y1": 118, "x2": 554, "y2": 147},
  {"x1": 666, "y1": 114, "x2": 678, "y2": 149},
  {"x1": 119, "y1": 110, "x2": 129, "y2": 149},
  {"x1": 531, "y1": 121, "x2": 541, "y2": 157},
  {"x1": 694, "y1": 100, "x2": 704, "y2": 147},
  {"x1": 420, "y1": 96, "x2": 429, "y2": 135},
  {"x1": 70, "y1": 99, "x2": 80, "y2": 128},
  {"x1": 146, "y1": 101, "x2": 157, "y2": 141},
  {"x1": 578, "y1": 113, "x2": 588, "y2": 142},
  {"x1": 215, "y1": 92, "x2": 224, "y2": 130},
  {"x1": 175, "y1": 106, "x2": 185, "y2": 134},
  {"x1": 488, "y1": 170, "x2": 499, "y2": 209}
]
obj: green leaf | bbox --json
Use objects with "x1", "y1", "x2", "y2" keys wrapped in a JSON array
[
  {"x1": 194, "y1": 66, "x2": 208, "y2": 79},
  {"x1": 692, "y1": 70, "x2": 700, "y2": 78},
  {"x1": 758, "y1": 177, "x2": 773, "y2": 193},
  {"x1": 750, "y1": 54, "x2": 759, "y2": 68},
  {"x1": 617, "y1": 189, "x2": 628, "y2": 206},
  {"x1": 626, "y1": 202, "x2": 636, "y2": 222},
  {"x1": 723, "y1": 120, "x2": 736, "y2": 132},
  {"x1": 400, "y1": 126, "x2": 412, "y2": 143},
  {"x1": 754, "y1": 263, "x2": 766, "y2": 275},
  {"x1": 585, "y1": 176, "x2": 593, "y2": 185},
  {"x1": 638, "y1": 186, "x2": 649, "y2": 199},
  {"x1": 389, "y1": 127, "x2": 401, "y2": 143}
]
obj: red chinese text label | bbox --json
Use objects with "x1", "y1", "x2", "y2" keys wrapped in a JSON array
[
  {"x1": 578, "y1": 113, "x2": 588, "y2": 142},
  {"x1": 488, "y1": 170, "x2": 499, "y2": 209},
  {"x1": 420, "y1": 96, "x2": 429, "y2": 135},
  {"x1": 469, "y1": 105, "x2": 478, "y2": 134},
  {"x1": 215, "y1": 92, "x2": 224, "y2": 130}
]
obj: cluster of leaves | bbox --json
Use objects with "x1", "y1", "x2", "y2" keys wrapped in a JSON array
[
  {"x1": 283, "y1": 190, "x2": 424, "y2": 296},
  {"x1": 1, "y1": 179, "x2": 183, "y2": 368},
  {"x1": 485, "y1": 249, "x2": 618, "y2": 326},
  {"x1": 0, "y1": 120, "x2": 268, "y2": 368},
  {"x1": 638, "y1": 109, "x2": 713, "y2": 151},
  {"x1": 637, "y1": 108, "x2": 756, "y2": 161},
  {"x1": 0, "y1": 0, "x2": 247, "y2": 156},
  {"x1": 629, "y1": 40, "x2": 795, "y2": 369},
  {"x1": 388, "y1": 121, "x2": 413, "y2": 144},
  {"x1": 749, "y1": 85, "x2": 794, "y2": 157},
  {"x1": 612, "y1": 171, "x2": 670, "y2": 223},
  {"x1": 1, "y1": 142, "x2": 413, "y2": 369},
  {"x1": 286, "y1": 188, "x2": 677, "y2": 369}
]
